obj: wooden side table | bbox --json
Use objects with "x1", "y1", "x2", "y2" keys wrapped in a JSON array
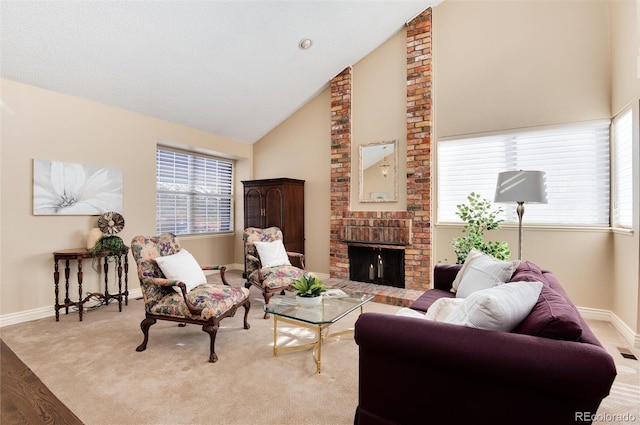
[{"x1": 53, "y1": 248, "x2": 129, "y2": 321}]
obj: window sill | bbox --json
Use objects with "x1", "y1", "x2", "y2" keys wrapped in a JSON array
[{"x1": 612, "y1": 227, "x2": 634, "y2": 236}]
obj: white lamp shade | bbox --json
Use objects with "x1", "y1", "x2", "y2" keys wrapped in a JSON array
[{"x1": 494, "y1": 170, "x2": 548, "y2": 204}]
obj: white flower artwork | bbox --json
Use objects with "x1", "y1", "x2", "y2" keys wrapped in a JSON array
[{"x1": 33, "y1": 159, "x2": 123, "y2": 215}]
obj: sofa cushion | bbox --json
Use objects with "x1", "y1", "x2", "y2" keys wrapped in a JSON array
[
  {"x1": 444, "y1": 281, "x2": 543, "y2": 332},
  {"x1": 514, "y1": 282, "x2": 583, "y2": 340},
  {"x1": 410, "y1": 289, "x2": 454, "y2": 313},
  {"x1": 455, "y1": 250, "x2": 519, "y2": 298}
]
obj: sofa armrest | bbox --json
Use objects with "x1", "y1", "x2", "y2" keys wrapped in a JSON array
[
  {"x1": 433, "y1": 264, "x2": 461, "y2": 291},
  {"x1": 354, "y1": 312, "x2": 616, "y2": 425}
]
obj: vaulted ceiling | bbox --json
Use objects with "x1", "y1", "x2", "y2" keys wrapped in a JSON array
[{"x1": 1, "y1": 1, "x2": 440, "y2": 144}]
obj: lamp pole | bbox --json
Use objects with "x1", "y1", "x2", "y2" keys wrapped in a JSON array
[{"x1": 516, "y1": 201, "x2": 525, "y2": 261}]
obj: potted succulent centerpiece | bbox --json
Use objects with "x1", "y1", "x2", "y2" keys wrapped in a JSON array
[{"x1": 292, "y1": 275, "x2": 328, "y2": 308}]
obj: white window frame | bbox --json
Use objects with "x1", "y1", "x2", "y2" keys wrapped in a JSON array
[
  {"x1": 612, "y1": 107, "x2": 634, "y2": 229},
  {"x1": 437, "y1": 120, "x2": 611, "y2": 227},
  {"x1": 156, "y1": 146, "x2": 234, "y2": 235}
]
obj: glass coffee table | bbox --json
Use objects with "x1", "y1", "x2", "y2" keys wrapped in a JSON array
[{"x1": 264, "y1": 288, "x2": 374, "y2": 374}]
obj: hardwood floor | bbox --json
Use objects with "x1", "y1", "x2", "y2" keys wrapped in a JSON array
[{"x1": 1, "y1": 339, "x2": 83, "y2": 425}]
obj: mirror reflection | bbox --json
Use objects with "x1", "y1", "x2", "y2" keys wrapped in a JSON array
[{"x1": 359, "y1": 140, "x2": 398, "y2": 202}]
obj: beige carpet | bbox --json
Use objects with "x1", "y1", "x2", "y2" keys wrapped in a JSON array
[
  {"x1": 1, "y1": 274, "x2": 400, "y2": 425},
  {"x1": 1, "y1": 271, "x2": 638, "y2": 425}
]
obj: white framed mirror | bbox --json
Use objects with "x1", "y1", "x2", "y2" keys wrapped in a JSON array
[{"x1": 359, "y1": 140, "x2": 398, "y2": 203}]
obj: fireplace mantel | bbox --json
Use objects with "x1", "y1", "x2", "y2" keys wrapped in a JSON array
[{"x1": 340, "y1": 217, "x2": 412, "y2": 246}]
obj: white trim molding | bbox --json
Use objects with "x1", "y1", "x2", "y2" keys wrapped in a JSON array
[
  {"x1": 0, "y1": 288, "x2": 143, "y2": 328},
  {"x1": 578, "y1": 306, "x2": 640, "y2": 348}
]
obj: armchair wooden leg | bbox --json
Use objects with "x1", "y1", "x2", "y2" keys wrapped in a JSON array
[
  {"x1": 136, "y1": 316, "x2": 156, "y2": 352},
  {"x1": 219, "y1": 266, "x2": 230, "y2": 286},
  {"x1": 263, "y1": 292, "x2": 274, "y2": 319},
  {"x1": 243, "y1": 300, "x2": 251, "y2": 329},
  {"x1": 202, "y1": 323, "x2": 219, "y2": 363}
]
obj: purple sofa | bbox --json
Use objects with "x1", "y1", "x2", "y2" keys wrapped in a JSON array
[{"x1": 354, "y1": 262, "x2": 617, "y2": 425}]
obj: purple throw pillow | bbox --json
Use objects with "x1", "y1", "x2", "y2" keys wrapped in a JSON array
[
  {"x1": 510, "y1": 261, "x2": 548, "y2": 284},
  {"x1": 509, "y1": 262, "x2": 582, "y2": 340},
  {"x1": 514, "y1": 283, "x2": 583, "y2": 341}
]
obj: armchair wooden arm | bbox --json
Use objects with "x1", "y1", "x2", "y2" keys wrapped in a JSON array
[
  {"x1": 287, "y1": 252, "x2": 305, "y2": 269},
  {"x1": 142, "y1": 277, "x2": 204, "y2": 316}
]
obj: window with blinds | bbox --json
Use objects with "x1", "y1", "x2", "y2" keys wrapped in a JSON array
[
  {"x1": 612, "y1": 109, "x2": 633, "y2": 229},
  {"x1": 437, "y1": 120, "x2": 610, "y2": 226},
  {"x1": 156, "y1": 148, "x2": 233, "y2": 235}
]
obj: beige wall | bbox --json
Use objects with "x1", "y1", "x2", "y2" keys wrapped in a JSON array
[
  {"x1": 252, "y1": 88, "x2": 331, "y2": 274},
  {"x1": 0, "y1": 78, "x2": 252, "y2": 317},
  {"x1": 609, "y1": 0, "x2": 640, "y2": 333},
  {"x1": 433, "y1": 0, "x2": 611, "y2": 138},
  {"x1": 351, "y1": 30, "x2": 408, "y2": 211}
]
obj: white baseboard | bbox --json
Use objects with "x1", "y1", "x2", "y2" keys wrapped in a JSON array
[
  {"x1": 225, "y1": 263, "x2": 245, "y2": 271},
  {"x1": 578, "y1": 306, "x2": 640, "y2": 348},
  {"x1": 0, "y1": 288, "x2": 143, "y2": 328}
]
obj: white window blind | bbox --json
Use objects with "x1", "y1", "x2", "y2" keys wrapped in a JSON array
[
  {"x1": 438, "y1": 121, "x2": 610, "y2": 226},
  {"x1": 612, "y1": 109, "x2": 633, "y2": 228},
  {"x1": 156, "y1": 148, "x2": 233, "y2": 235}
]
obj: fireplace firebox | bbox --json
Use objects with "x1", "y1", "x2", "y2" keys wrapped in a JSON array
[{"x1": 348, "y1": 245, "x2": 405, "y2": 288}]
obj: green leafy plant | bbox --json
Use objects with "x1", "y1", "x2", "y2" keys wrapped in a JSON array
[
  {"x1": 291, "y1": 275, "x2": 328, "y2": 298},
  {"x1": 91, "y1": 235, "x2": 129, "y2": 270},
  {"x1": 451, "y1": 192, "x2": 510, "y2": 264}
]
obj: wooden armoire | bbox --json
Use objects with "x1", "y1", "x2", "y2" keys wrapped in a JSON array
[{"x1": 242, "y1": 178, "x2": 305, "y2": 254}]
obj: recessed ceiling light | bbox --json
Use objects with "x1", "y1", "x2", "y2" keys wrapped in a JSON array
[{"x1": 299, "y1": 38, "x2": 312, "y2": 50}]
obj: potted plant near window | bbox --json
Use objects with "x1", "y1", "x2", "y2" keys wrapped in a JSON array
[
  {"x1": 292, "y1": 275, "x2": 328, "y2": 308},
  {"x1": 452, "y1": 192, "x2": 510, "y2": 264}
]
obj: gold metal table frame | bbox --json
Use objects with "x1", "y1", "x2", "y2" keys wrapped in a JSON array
[{"x1": 265, "y1": 290, "x2": 373, "y2": 374}]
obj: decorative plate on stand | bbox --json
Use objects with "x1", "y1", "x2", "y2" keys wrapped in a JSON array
[{"x1": 98, "y1": 211, "x2": 125, "y2": 235}]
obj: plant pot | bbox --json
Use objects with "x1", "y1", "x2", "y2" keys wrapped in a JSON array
[{"x1": 296, "y1": 295, "x2": 322, "y2": 308}]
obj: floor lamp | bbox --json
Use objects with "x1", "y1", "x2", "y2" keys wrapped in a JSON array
[{"x1": 494, "y1": 170, "x2": 548, "y2": 260}]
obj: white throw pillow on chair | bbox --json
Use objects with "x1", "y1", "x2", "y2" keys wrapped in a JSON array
[
  {"x1": 254, "y1": 239, "x2": 292, "y2": 268},
  {"x1": 154, "y1": 248, "x2": 207, "y2": 293}
]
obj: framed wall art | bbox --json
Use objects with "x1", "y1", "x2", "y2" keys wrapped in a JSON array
[{"x1": 33, "y1": 159, "x2": 123, "y2": 215}]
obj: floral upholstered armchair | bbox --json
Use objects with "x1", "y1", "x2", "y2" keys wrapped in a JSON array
[
  {"x1": 130, "y1": 233, "x2": 250, "y2": 362},
  {"x1": 243, "y1": 227, "x2": 312, "y2": 318}
]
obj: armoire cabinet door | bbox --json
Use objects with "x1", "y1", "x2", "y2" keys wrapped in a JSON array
[
  {"x1": 264, "y1": 186, "x2": 284, "y2": 229},
  {"x1": 244, "y1": 187, "x2": 263, "y2": 228}
]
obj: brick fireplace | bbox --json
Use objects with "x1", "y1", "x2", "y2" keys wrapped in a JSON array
[{"x1": 329, "y1": 9, "x2": 432, "y2": 292}]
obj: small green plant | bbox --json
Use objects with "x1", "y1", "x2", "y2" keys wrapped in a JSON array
[
  {"x1": 91, "y1": 235, "x2": 129, "y2": 270},
  {"x1": 291, "y1": 275, "x2": 328, "y2": 298},
  {"x1": 452, "y1": 192, "x2": 510, "y2": 264}
]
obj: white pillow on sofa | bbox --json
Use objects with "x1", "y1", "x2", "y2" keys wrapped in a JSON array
[
  {"x1": 154, "y1": 248, "x2": 207, "y2": 293},
  {"x1": 254, "y1": 239, "x2": 291, "y2": 268},
  {"x1": 455, "y1": 250, "x2": 519, "y2": 298},
  {"x1": 444, "y1": 281, "x2": 543, "y2": 332},
  {"x1": 395, "y1": 298, "x2": 465, "y2": 322},
  {"x1": 450, "y1": 249, "x2": 484, "y2": 293},
  {"x1": 425, "y1": 297, "x2": 465, "y2": 321}
]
